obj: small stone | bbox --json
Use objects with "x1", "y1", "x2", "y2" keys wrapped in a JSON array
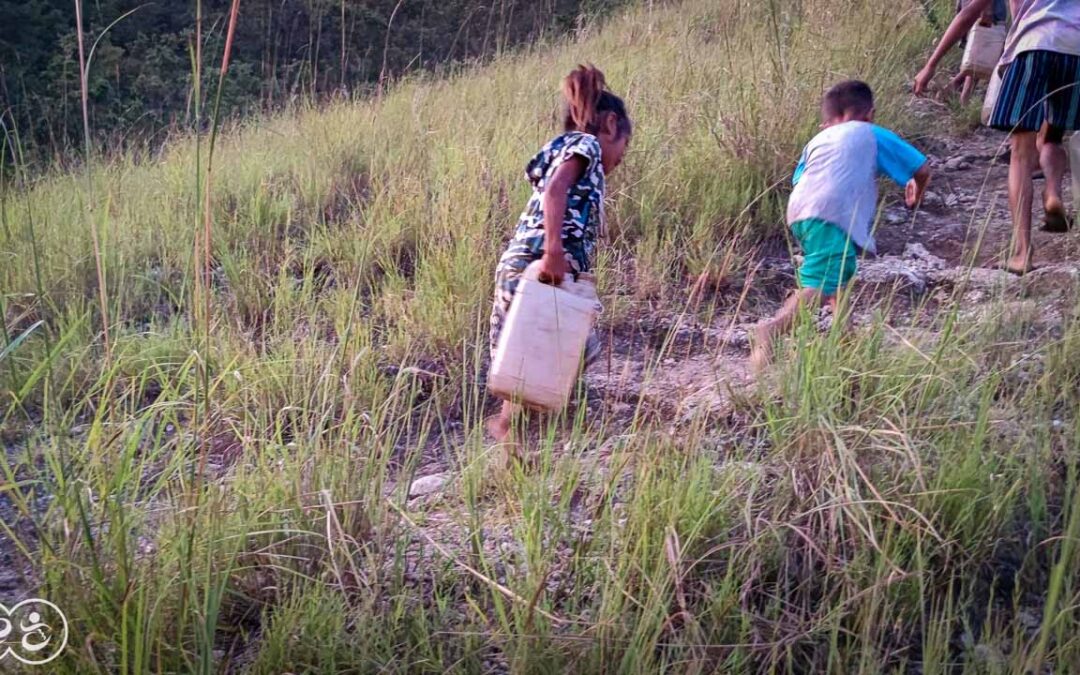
[
  {"x1": 408, "y1": 473, "x2": 448, "y2": 498},
  {"x1": 945, "y1": 156, "x2": 973, "y2": 172},
  {"x1": 1022, "y1": 264, "x2": 1080, "y2": 298},
  {"x1": 903, "y1": 242, "x2": 947, "y2": 268},
  {"x1": 723, "y1": 328, "x2": 750, "y2": 349},
  {"x1": 885, "y1": 210, "x2": 908, "y2": 225},
  {"x1": 398, "y1": 366, "x2": 445, "y2": 381},
  {"x1": 716, "y1": 461, "x2": 765, "y2": 482},
  {"x1": 920, "y1": 190, "x2": 946, "y2": 210},
  {"x1": 1017, "y1": 609, "x2": 1042, "y2": 630},
  {"x1": 973, "y1": 644, "x2": 1003, "y2": 666},
  {"x1": 137, "y1": 536, "x2": 157, "y2": 556}
]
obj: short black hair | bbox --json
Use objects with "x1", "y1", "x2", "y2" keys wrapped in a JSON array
[{"x1": 823, "y1": 80, "x2": 874, "y2": 120}]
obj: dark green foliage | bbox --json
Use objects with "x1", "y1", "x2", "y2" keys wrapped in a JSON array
[{"x1": 0, "y1": 0, "x2": 625, "y2": 161}]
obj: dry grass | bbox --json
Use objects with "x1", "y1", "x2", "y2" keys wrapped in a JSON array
[{"x1": 2, "y1": 0, "x2": 1080, "y2": 672}]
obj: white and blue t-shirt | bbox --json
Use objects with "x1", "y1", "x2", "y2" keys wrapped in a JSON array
[{"x1": 787, "y1": 121, "x2": 927, "y2": 254}]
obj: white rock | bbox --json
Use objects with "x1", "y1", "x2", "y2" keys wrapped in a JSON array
[
  {"x1": 885, "y1": 210, "x2": 908, "y2": 225},
  {"x1": 944, "y1": 157, "x2": 972, "y2": 172},
  {"x1": 904, "y1": 242, "x2": 947, "y2": 268},
  {"x1": 859, "y1": 255, "x2": 931, "y2": 295},
  {"x1": 931, "y1": 266, "x2": 1017, "y2": 291},
  {"x1": 409, "y1": 473, "x2": 449, "y2": 498}
]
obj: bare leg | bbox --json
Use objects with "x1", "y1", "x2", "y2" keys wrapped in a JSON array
[
  {"x1": 486, "y1": 400, "x2": 519, "y2": 442},
  {"x1": 948, "y1": 70, "x2": 968, "y2": 96},
  {"x1": 959, "y1": 75, "x2": 975, "y2": 106},
  {"x1": 1040, "y1": 129, "x2": 1070, "y2": 231},
  {"x1": 1033, "y1": 122, "x2": 1047, "y2": 178},
  {"x1": 1006, "y1": 131, "x2": 1038, "y2": 274},
  {"x1": 750, "y1": 287, "x2": 824, "y2": 372},
  {"x1": 486, "y1": 400, "x2": 525, "y2": 472}
]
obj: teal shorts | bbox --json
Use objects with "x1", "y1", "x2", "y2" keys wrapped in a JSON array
[{"x1": 791, "y1": 218, "x2": 858, "y2": 296}]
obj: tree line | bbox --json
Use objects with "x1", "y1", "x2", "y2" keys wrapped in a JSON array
[{"x1": 1, "y1": 0, "x2": 623, "y2": 164}]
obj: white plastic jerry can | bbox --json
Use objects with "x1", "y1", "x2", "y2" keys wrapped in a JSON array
[
  {"x1": 488, "y1": 261, "x2": 599, "y2": 411},
  {"x1": 962, "y1": 22, "x2": 1007, "y2": 78}
]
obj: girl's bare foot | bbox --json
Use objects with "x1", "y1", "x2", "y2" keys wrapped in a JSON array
[
  {"x1": 485, "y1": 412, "x2": 512, "y2": 443},
  {"x1": 491, "y1": 440, "x2": 524, "y2": 474},
  {"x1": 485, "y1": 400, "x2": 526, "y2": 476}
]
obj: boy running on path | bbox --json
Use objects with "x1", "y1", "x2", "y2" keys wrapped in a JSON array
[{"x1": 751, "y1": 81, "x2": 932, "y2": 370}]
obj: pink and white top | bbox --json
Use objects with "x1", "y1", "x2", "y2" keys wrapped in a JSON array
[{"x1": 1000, "y1": 0, "x2": 1080, "y2": 65}]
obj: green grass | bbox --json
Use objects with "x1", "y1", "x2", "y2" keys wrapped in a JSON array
[{"x1": 3, "y1": 0, "x2": 1080, "y2": 672}]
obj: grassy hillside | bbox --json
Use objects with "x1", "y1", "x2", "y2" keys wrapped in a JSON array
[
  {"x1": 4, "y1": 0, "x2": 1080, "y2": 672},
  {"x1": 3, "y1": 1, "x2": 933, "y2": 365}
]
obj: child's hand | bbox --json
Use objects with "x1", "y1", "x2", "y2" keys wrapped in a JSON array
[
  {"x1": 906, "y1": 164, "x2": 932, "y2": 209},
  {"x1": 913, "y1": 66, "x2": 935, "y2": 97},
  {"x1": 905, "y1": 179, "x2": 921, "y2": 208},
  {"x1": 538, "y1": 251, "x2": 569, "y2": 286}
]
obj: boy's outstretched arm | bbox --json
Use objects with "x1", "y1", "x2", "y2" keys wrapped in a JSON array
[
  {"x1": 906, "y1": 163, "x2": 932, "y2": 209},
  {"x1": 914, "y1": 0, "x2": 992, "y2": 95}
]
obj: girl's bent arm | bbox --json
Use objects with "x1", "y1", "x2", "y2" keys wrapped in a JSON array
[{"x1": 538, "y1": 155, "x2": 588, "y2": 285}]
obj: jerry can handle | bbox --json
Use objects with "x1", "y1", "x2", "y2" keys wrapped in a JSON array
[{"x1": 523, "y1": 259, "x2": 564, "y2": 287}]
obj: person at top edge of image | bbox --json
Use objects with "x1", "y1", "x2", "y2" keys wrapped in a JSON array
[
  {"x1": 750, "y1": 81, "x2": 932, "y2": 372},
  {"x1": 915, "y1": 0, "x2": 1080, "y2": 275},
  {"x1": 486, "y1": 65, "x2": 631, "y2": 447}
]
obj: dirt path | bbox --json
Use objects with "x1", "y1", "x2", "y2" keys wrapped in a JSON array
[{"x1": 877, "y1": 120, "x2": 1077, "y2": 268}]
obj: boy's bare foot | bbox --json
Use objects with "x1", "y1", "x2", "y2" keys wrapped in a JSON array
[
  {"x1": 1042, "y1": 197, "x2": 1072, "y2": 233},
  {"x1": 749, "y1": 323, "x2": 774, "y2": 374}
]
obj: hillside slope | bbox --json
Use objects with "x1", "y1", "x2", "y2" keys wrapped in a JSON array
[{"x1": 4, "y1": 1, "x2": 1080, "y2": 673}]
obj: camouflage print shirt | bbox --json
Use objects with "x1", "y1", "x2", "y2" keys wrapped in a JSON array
[
  {"x1": 496, "y1": 131, "x2": 606, "y2": 276},
  {"x1": 489, "y1": 131, "x2": 606, "y2": 363}
]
